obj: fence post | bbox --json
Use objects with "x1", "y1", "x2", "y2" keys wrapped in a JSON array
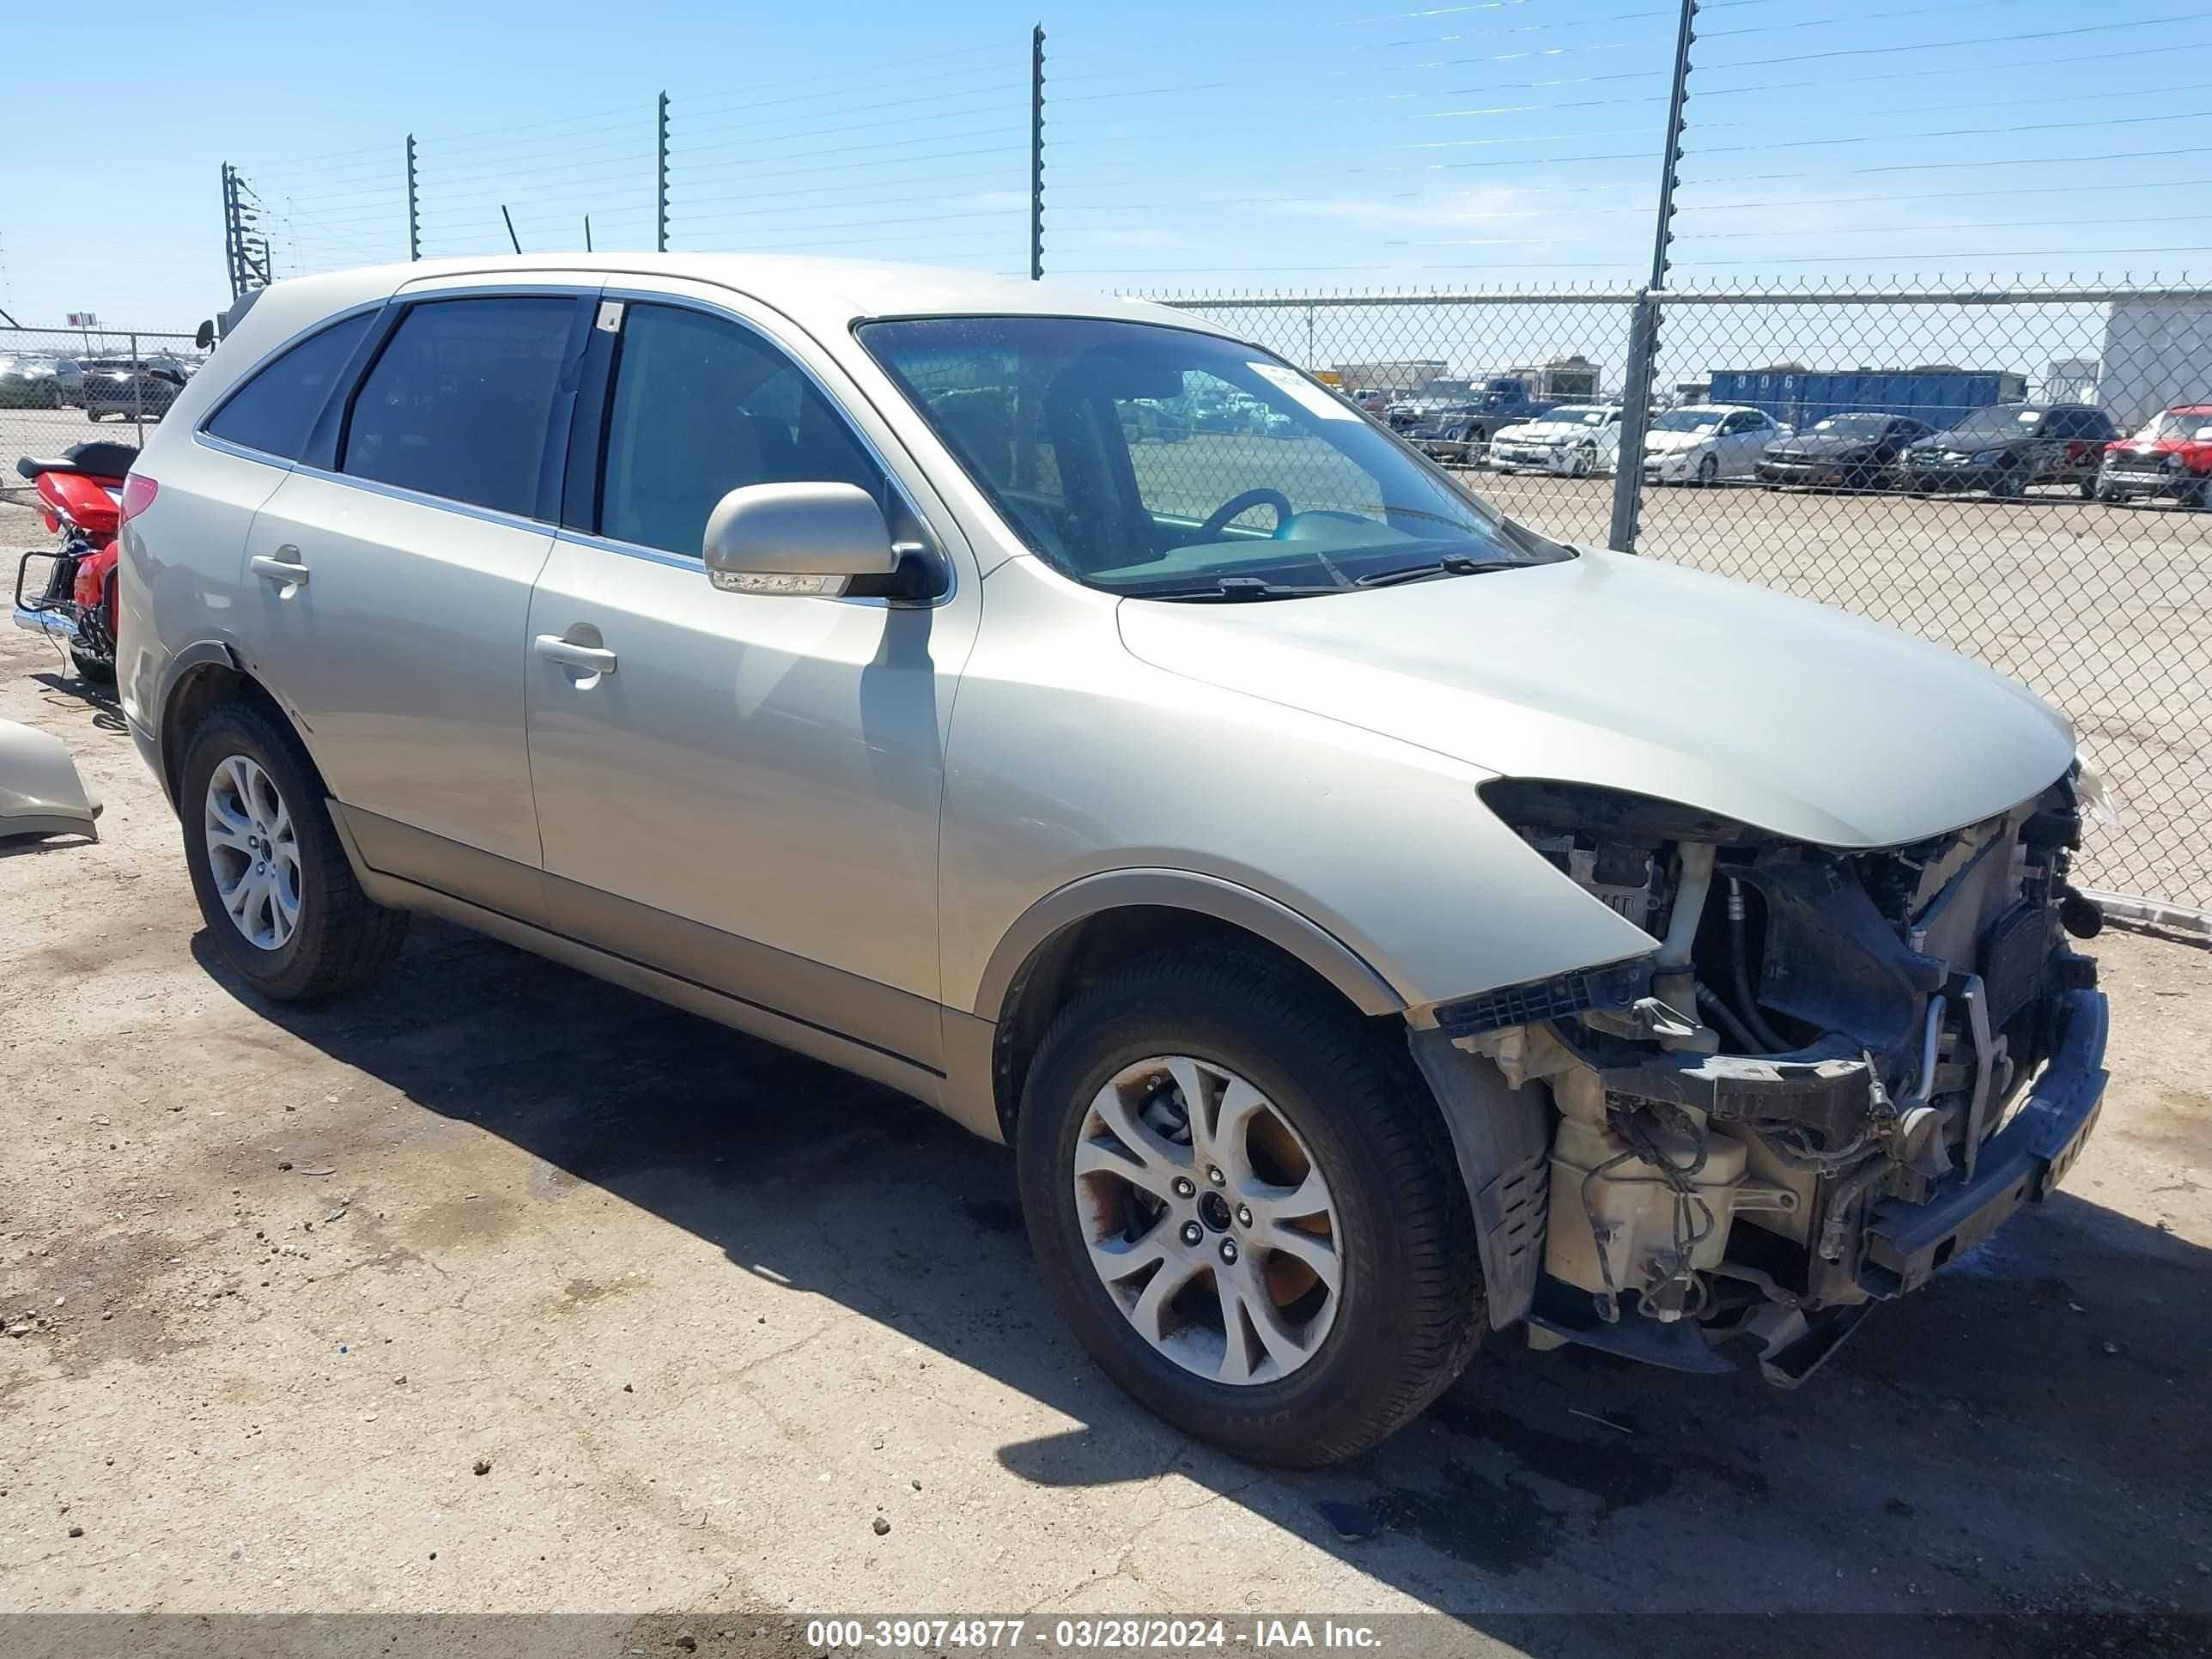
[
  {"x1": 406, "y1": 135, "x2": 421, "y2": 262},
  {"x1": 1029, "y1": 25, "x2": 1045, "y2": 280},
  {"x1": 131, "y1": 331, "x2": 143, "y2": 444},
  {"x1": 1607, "y1": 0, "x2": 1697, "y2": 553},
  {"x1": 221, "y1": 164, "x2": 240, "y2": 301},
  {"x1": 656, "y1": 92, "x2": 671, "y2": 253}
]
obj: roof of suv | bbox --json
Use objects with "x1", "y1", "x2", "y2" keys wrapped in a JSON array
[{"x1": 232, "y1": 253, "x2": 1216, "y2": 349}]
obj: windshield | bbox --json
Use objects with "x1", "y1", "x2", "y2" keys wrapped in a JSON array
[
  {"x1": 1811, "y1": 414, "x2": 1891, "y2": 435},
  {"x1": 2132, "y1": 408, "x2": 2212, "y2": 442},
  {"x1": 1650, "y1": 409, "x2": 1725, "y2": 434},
  {"x1": 859, "y1": 315, "x2": 1567, "y2": 598},
  {"x1": 1938, "y1": 407, "x2": 2043, "y2": 443}
]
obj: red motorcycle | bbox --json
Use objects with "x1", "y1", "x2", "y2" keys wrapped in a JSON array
[{"x1": 12, "y1": 439, "x2": 144, "y2": 684}]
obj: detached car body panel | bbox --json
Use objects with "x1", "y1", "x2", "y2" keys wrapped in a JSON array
[{"x1": 118, "y1": 254, "x2": 2109, "y2": 1456}]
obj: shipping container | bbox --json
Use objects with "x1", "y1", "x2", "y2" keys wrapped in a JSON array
[{"x1": 1705, "y1": 367, "x2": 2030, "y2": 430}]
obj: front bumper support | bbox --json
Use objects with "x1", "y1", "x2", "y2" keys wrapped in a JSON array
[{"x1": 1859, "y1": 988, "x2": 2109, "y2": 1297}]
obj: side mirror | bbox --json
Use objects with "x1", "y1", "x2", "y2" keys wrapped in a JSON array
[
  {"x1": 702, "y1": 482, "x2": 899, "y2": 598},
  {"x1": 194, "y1": 319, "x2": 216, "y2": 350}
]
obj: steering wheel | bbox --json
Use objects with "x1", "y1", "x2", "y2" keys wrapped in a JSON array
[{"x1": 1195, "y1": 487, "x2": 1294, "y2": 541}]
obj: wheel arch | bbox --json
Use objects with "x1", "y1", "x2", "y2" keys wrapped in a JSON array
[
  {"x1": 975, "y1": 870, "x2": 1407, "y2": 1143},
  {"x1": 156, "y1": 645, "x2": 323, "y2": 807}
]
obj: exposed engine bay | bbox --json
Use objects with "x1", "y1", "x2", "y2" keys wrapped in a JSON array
[{"x1": 1414, "y1": 767, "x2": 2112, "y2": 1385}]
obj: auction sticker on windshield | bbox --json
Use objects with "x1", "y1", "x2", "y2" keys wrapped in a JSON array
[{"x1": 1248, "y1": 362, "x2": 1359, "y2": 421}]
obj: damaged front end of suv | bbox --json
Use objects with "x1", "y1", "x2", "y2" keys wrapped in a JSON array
[{"x1": 1413, "y1": 769, "x2": 2111, "y2": 1385}]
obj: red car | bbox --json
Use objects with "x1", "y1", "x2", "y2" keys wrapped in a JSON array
[{"x1": 2096, "y1": 403, "x2": 2212, "y2": 507}]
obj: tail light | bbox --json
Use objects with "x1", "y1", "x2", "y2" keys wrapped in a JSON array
[{"x1": 119, "y1": 474, "x2": 158, "y2": 523}]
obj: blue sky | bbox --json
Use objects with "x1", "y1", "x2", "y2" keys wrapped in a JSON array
[{"x1": 3, "y1": 0, "x2": 2209, "y2": 329}]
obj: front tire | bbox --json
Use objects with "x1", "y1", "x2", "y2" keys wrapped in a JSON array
[
  {"x1": 1018, "y1": 951, "x2": 1482, "y2": 1468},
  {"x1": 180, "y1": 698, "x2": 409, "y2": 1001}
]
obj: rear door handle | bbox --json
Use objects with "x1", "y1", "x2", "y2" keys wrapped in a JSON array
[
  {"x1": 532, "y1": 635, "x2": 618, "y2": 678},
  {"x1": 250, "y1": 550, "x2": 309, "y2": 588}
]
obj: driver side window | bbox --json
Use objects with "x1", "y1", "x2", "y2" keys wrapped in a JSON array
[{"x1": 598, "y1": 302, "x2": 889, "y2": 558}]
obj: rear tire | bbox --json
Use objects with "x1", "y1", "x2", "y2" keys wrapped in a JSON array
[
  {"x1": 179, "y1": 698, "x2": 409, "y2": 1001},
  {"x1": 1018, "y1": 950, "x2": 1482, "y2": 1468},
  {"x1": 70, "y1": 652, "x2": 115, "y2": 684}
]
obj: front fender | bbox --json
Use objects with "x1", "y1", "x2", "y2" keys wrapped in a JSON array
[
  {"x1": 939, "y1": 559, "x2": 1659, "y2": 1021},
  {"x1": 973, "y1": 867, "x2": 1402, "y2": 1023}
]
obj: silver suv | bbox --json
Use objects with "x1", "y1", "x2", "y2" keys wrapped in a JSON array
[{"x1": 117, "y1": 257, "x2": 2109, "y2": 1465}]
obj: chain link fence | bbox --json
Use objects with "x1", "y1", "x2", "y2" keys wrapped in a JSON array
[
  {"x1": 0, "y1": 325, "x2": 207, "y2": 463},
  {"x1": 1154, "y1": 284, "x2": 2212, "y2": 919}
]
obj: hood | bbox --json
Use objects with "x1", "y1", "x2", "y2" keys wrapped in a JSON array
[
  {"x1": 1919, "y1": 429, "x2": 2032, "y2": 454},
  {"x1": 1775, "y1": 432, "x2": 1878, "y2": 459},
  {"x1": 1499, "y1": 419, "x2": 1588, "y2": 442},
  {"x1": 1643, "y1": 428, "x2": 1718, "y2": 453},
  {"x1": 1115, "y1": 550, "x2": 2075, "y2": 848}
]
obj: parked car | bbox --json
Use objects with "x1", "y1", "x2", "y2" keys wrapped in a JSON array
[
  {"x1": 1900, "y1": 404, "x2": 2118, "y2": 499},
  {"x1": 49, "y1": 357, "x2": 87, "y2": 407},
  {"x1": 1386, "y1": 396, "x2": 1449, "y2": 434},
  {"x1": 1120, "y1": 397, "x2": 1191, "y2": 444},
  {"x1": 0, "y1": 355, "x2": 65, "y2": 409},
  {"x1": 1350, "y1": 386, "x2": 1389, "y2": 415},
  {"x1": 1487, "y1": 404, "x2": 1624, "y2": 477},
  {"x1": 2094, "y1": 404, "x2": 2212, "y2": 507},
  {"x1": 123, "y1": 257, "x2": 2107, "y2": 1467},
  {"x1": 1416, "y1": 378, "x2": 1557, "y2": 462},
  {"x1": 1640, "y1": 404, "x2": 1790, "y2": 484},
  {"x1": 1756, "y1": 412, "x2": 1932, "y2": 490},
  {"x1": 81, "y1": 360, "x2": 188, "y2": 423}
]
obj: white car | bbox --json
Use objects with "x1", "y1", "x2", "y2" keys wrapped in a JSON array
[
  {"x1": 1488, "y1": 404, "x2": 1624, "y2": 477},
  {"x1": 1641, "y1": 404, "x2": 1790, "y2": 485}
]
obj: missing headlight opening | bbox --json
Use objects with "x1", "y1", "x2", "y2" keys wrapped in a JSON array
[{"x1": 1430, "y1": 773, "x2": 2105, "y2": 1387}]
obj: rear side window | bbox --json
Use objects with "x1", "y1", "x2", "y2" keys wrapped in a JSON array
[
  {"x1": 341, "y1": 297, "x2": 575, "y2": 517},
  {"x1": 204, "y1": 313, "x2": 374, "y2": 460}
]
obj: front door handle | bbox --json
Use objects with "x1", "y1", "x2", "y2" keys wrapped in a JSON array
[
  {"x1": 250, "y1": 549, "x2": 310, "y2": 589},
  {"x1": 532, "y1": 635, "x2": 618, "y2": 678}
]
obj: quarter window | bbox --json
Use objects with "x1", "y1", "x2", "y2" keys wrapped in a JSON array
[
  {"x1": 598, "y1": 302, "x2": 887, "y2": 558},
  {"x1": 341, "y1": 297, "x2": 577, "y2": 517},
  {"x1": 204, "y1": 313, "x2": 374, "y2": 461}
]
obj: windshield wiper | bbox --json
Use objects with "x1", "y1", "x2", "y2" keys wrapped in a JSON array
[
  {"x1": 1355, "y1": 554, "x2": 1523, "y2": 588},
  {"x1": 1145, "y1": 575, "x2": 1344, "y2": 602}
]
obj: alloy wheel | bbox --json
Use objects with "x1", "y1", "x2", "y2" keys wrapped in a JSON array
[
  {"x1": 1073, "y1": 1054, "x2": 1342, "y2": 1386},
  {"x1": 203, "y1": 754, "x2": 301, "y2": 951}
]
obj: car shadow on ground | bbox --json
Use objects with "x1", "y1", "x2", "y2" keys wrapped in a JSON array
[{"x1": 195, "y1": 920, "x2": 2210, "y2": 1642}]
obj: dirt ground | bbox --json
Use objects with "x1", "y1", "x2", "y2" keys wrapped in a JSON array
[{"x1": 1, "y1": 524, "x2": 2209, "y2": 1648}]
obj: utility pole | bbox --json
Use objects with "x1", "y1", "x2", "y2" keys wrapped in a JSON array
[
  {"x1": 1029, "y1": 25, "x2": 1045, "y2": 281},
  {"x1": 1607, "y1": 0, "x2": 1696, "y2": 555}
]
